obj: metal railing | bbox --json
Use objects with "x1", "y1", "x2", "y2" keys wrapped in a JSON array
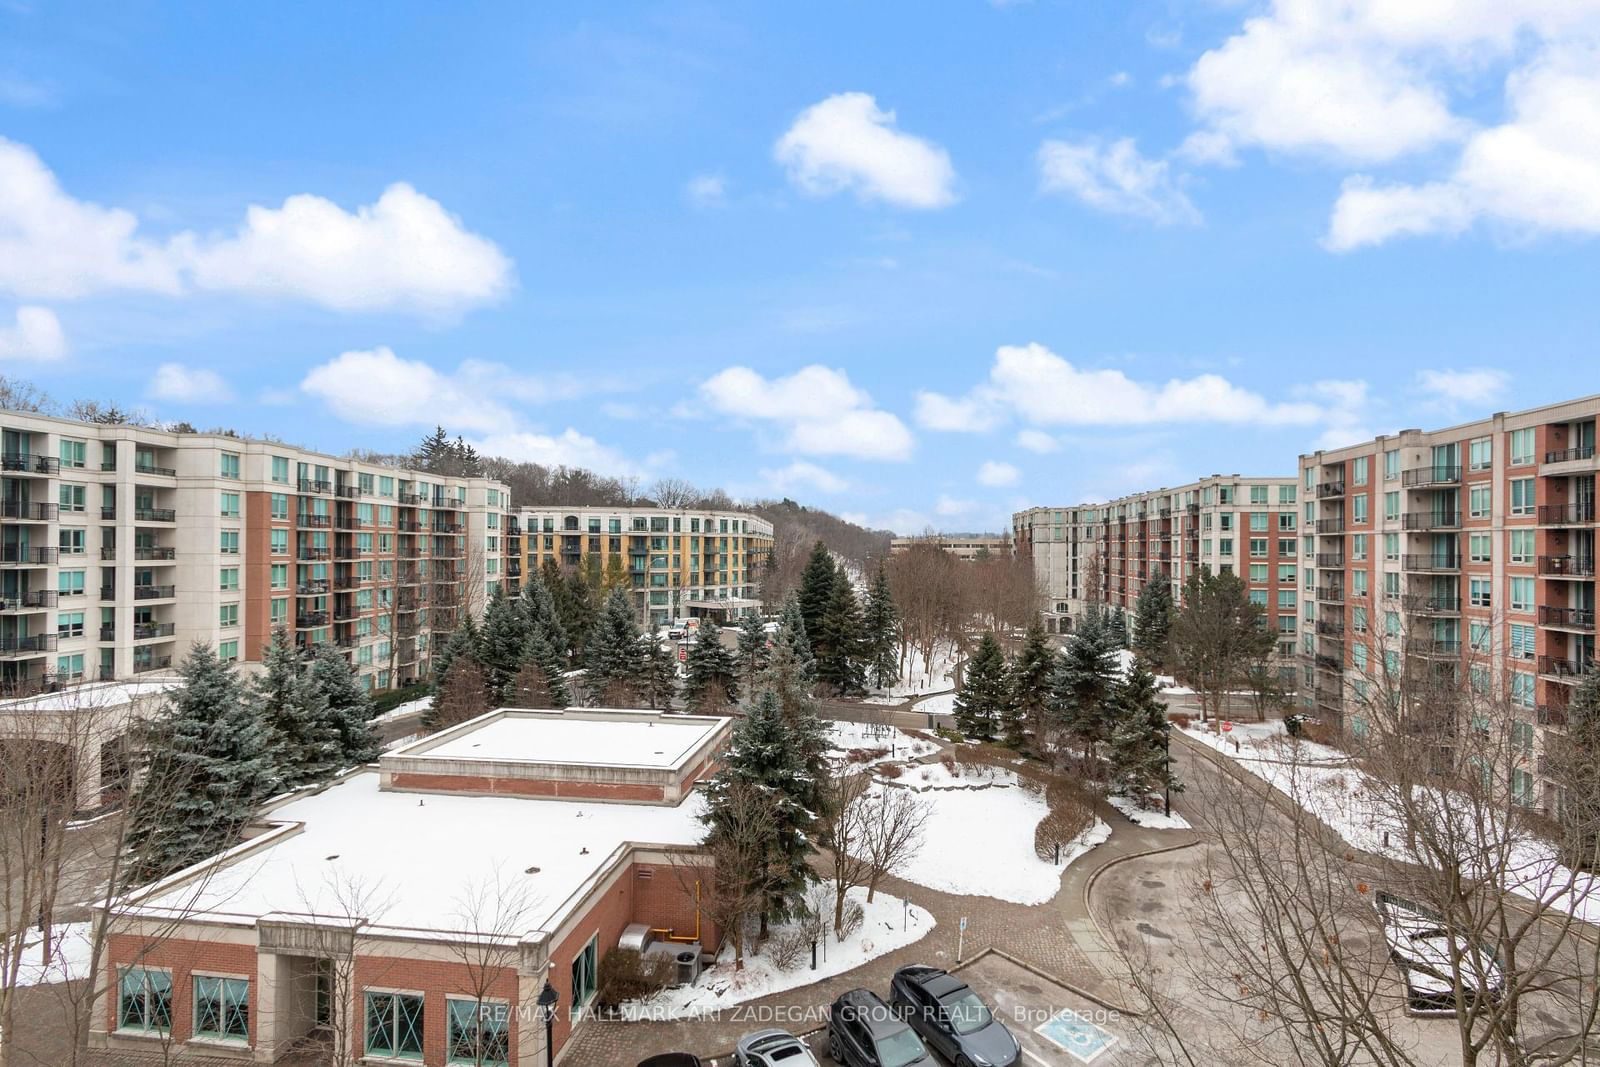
[
  {"x1": 1545, "y1": 445, "x2": 1596, "y2": 464},
  {"x1": 1538, "y1": 555, "x2": 1597, "y2": 577},
  {"x1": 1402, "y1": 465, "x2": 1461, "y2": 487},
  {"x1": 134, "y1": 584, "x2": 176, "y2": 600},
  {"x1": 1537, "y1": 502, "x2": 1597, "y2": 525},
  {"x1": 1539, "y1": 605, "x2": 1596, "y2": 630}
]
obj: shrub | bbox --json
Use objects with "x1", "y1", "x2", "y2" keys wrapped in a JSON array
[
  {"x1": 1168, "y1": 712, "x2": 1191, "y2": 728},
  {"x1": 596, "y1": 947, "x2": 673, "y2": 1008},
  {"x1": 768, "y1": 929, "x2": 810, "y2": 971},
  {"x1": 1032, "y1": 778, "x2": 1096, "y2": 861},
  {"x1": 371, "y1": 681, "x2": 430, "y2": 716},
  {"x1": 837, "y1": 898, "x2": 865, "y2": 940},
  {"x1": 1301, "y1": 720, "x2": 1340, "y2": 748},
  {"x1": 876, "y1": 762, "x2": 903, "y2": 779},
  {"x1": 939, "y1": 752, "x2": 957, "y2": 775},
  {"x1": 847, "y1": 745, "x2": 890, "y2": 764}
]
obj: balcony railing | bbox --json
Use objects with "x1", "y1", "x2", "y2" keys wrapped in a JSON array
[
  {"x1": 399, "y1": 492, "x2": 426, "y2": 505},
  {"x1": 1537, "y1": 705, "x2": 1568, "y2": 727},
  {"x1": 297, "y1": 611, "x2": 330, "y2": 628},
  {"x1": 0, "y1": 634, "x2": 55, "y2": 654},
  {"x1": 1538, "y1": 502, "x2": 1597, "y2": 525},
  {"x1": 135, "y1": 460, "x2": 177, "y2": 477},
  {"x1": 298, "y1": 513, "x2": 332, "y2": 528},
  {"x1": 1539, "y1": 655, "x2": 1595, "y2": 680},
  {"x1": 1316, "y1": 481, "x2": 1346, "y2": 499},
  {"x1": 100, "y1": 546, "x2": 117, "y2": 561},
  {"x1": 1402, "y1": 511, "x2": 1461, "y2": 531},
  {"x1": 1314, "y1": 653, "x2": 1342, "y2": 671},
  {"x1": 1404, "y1": 637, "x2": 1461, "y2": 657},
  {"x1": 1316, "y1": 619, "x2": 1345, "y2": 637},
  {"x1": 0, "y1": 589, "x2": 57, "y2": 611},
  {"x1": 1315, "y1": 586, "x2": 1345, "y2": 603},
  {"x1": 298, "y1": 548, "x2": 332, "y2": 561},
  {"x1": 134, "y1": 507, "x2": 176, "y2": 523},
  {"x1": 1315, "y1": 517, "x2": 1346, "y2": 534},
  {"x1": 99, "y1": 625, "x2": 115, "y2": 641},
  {"x1": 1539, "y1": 605, "x2": 1596, "y2": 631},
  {"x1": 0, "y1": 546, "x2": 57, "y2": 565},
  {"x1": 134, "y1": 546, "x2": 176, "y2": 561},
  {"x1": 297, "y1": 580, "x2": 330, "y2": 596},
  {"x1": 1402, "y1": 554, "x2": 1460, "y2": 572},
  {"x1": 101, "y1": 506, "x2": 117, "y2": 520},
  {"x1": 1402, "y1": 465, "x2": 1461, "y2": 487},
  {"x1": 134, "y1": 585, "x2": 176, "y2": 600},
  {"x1": 133, "y1": 656, "x2": 174, "y2": 674},
  {"x1": 0, "y1": 453, "x2": 59, "y2": 474},
  {"x1": 1402, "y1": 594, "x2": 1461, "y2": 615},
  {"x1": 0, "y1": 501, "x2": 57, "y2": 521},
  {"x1": 298, "y1": 479, "x2": 333, "y2": 494},
  {"x1": 1545, "y1": 445, "x2": 1596, "y2": 464},
  {"x1": 1538, "y1": 555, "x2": 1597, "y2": 577},
  {"x1": 1315, "y1": 553, "x2": 1345, "y2": 568},
  {"x1": 335, "y1": 484, "x2": 366, "y2": 499},
  {"x1": 133, "y1": 622, "x2": 177, "y2": 640}
]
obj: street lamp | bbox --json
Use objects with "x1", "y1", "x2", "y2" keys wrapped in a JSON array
[
  {"x1": 1163, "y1": 728, "x2": 1172, "y2": 818},
  {"x1": 537, "y1": 980, "x2": 559, "y2": 1067}
]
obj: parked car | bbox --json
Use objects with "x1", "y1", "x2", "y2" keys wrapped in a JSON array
[
  {"x1": 890, "y1": 964, "x2": 1021, "y2": 1067},
  {"x1": 1376, "y1": 892, "x2": 1504, "y2": 1015},
  {"x1": 827, "y1": 988, "x2": 933, "y2": 1067},
  {"x1": 636, "y1": 1055, "x2": 702, "y2": 1067},
  {"x1": 734, "y1": 1028, "x2": 819, "y2": 1066}
]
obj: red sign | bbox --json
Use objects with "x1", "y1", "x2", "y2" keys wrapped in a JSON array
[
  {"x1": 677, "y1": 646, "x2": 687, "y2": 662},
  {"x1": 1221, "y1": 721, "x2": 1233, "y2": 733}
]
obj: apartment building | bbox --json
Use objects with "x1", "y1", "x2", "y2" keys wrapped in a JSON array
[
  {"x1": 519, "y1": 505, "x2": 774, "y2": 626},
  {"x1": 1301, "y1": 396, "x2": 1599, "y2": 811},
  {"x1": 1, "y1": 409, "x2": 511, "y2": 697},
  {"x1": 1014, "y1": 475, "x2": 1303, "y2": 668},
  {"x1": 889, "y1": 534, "x2": 1012, "y2": 561}
]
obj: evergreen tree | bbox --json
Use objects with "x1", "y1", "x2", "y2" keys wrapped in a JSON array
[
  {"x1": 861, "y1": 563, "x2": 899, "y2": 691},
  {"x1": 432, "y1": 614, "x2": 482, "y2": 689},
  {"x1": 506, "y1": 653, "x2": 567, "y2": 709},
  {"x1": 479, "y1": 586, "x2": 531, "y2": 701},
  {"x1": 424, "y1": 655, "x2": 490, "y2": 733},
  {"x1": 1107, "y1": 608, "x2": 1129, "y2": 650},
  {"x1": 682, "y1": 619, "x2": 739, "y2": 713},
  {"x1": 255, "y1": 628, "x2": 342, "y2": 789},
  {"x1": 127, "y1": 643, "x2": 277, "y2": 882},
  {"x1": 735, "y1": 613, "x2": 771, "y2": 700},
  {"x1": 796, "y1": 541, "x2": 837, "y2": 640},
  {"x1": 816, "y1": 570, "x2": 865, "y2": 695},
  {"x1": 703, "y1": 691, "x2": 815, "y2": 926},
  {"x1": 954, "y1": 632, "x2": 1009, "y2": 743},
  {"x1": 1051, "y1": 623, "x2": 1118, "y2": 760},
  {"x1": 1106, "y1": 660, "x2": 1182, "y2": 808},
  {"x1": 585, "y1": 589, "x2": 644, "y2": 706},
  {"x1": 559, "y1": 569, "x2": 598, "y2": 654},
  {"x1": 1132, "y1": 569, "x2": 1175, "y2": 671},
  {"x1": 308, "y1": 644, "x2": 379, "y2": 767},
  {"x1": 639, "y1": 631, "x2": 678, "y2": 710},
  {"x1": 411, "y1": 425, "x2": 453, "y2": 472},
  {"x1": 760, "y1": 613, "x2": 831, "y2": 818},
  {"x1": 519, "y1": 570, "x2": 570, "y2": 661},
  {"x1": 1558, "y1": 672, "x2": 1600, "y2": 870},
  {"x1": 1009, "y1": 619, "x2": 1056, "y2": 755},
  {"x1": 776, "y1": 595, "x2": 817, "y2": 688}
]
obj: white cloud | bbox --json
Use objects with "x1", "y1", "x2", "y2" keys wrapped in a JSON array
[
  {"x1": 1326, "y1": 47, "x2": 1600, "y2": 250},
  {"x1": 0, "y1": 137, "x2": 512, "y2": 313},
  {"x1": 774, "y1": 92, "x2": 957, "y2": 209},
  {"x1": 686, "y1": 173, "x2": 727, "y2": 207},
  {"x1": 757, "y1": 460, "x2": 849, "y2": 494},
  {"x1": 1014, "y1": 429, "x2": 1060, "y2": 454},
  {"x1": 976, "y1": 460, "x2": 1020, "y2": 487},
  {"x1": 1038, "y1": 138, "x2": 1200, "y2": 224},
  {"x1": 469, "y1": 429, "x2": 639, "y2": 478},
  {"x1": 1416, "y1": 367, "x2": 1510, "y2": 406},
  {"x1": 913, "y1": 389, "x2": 1003, "y2": 432},
  {"x1": 0, "y1": 306, "x2": 66, "y2": 360},
  {"x1": 699, "y1": 364, "x2": 914, "y2": 461},
  {"x1": 148, "y1": 362, "x2": 233, "y2": 404},
  {"x1": 935, "y1": 494, "x2": 977, "y2": 518}
]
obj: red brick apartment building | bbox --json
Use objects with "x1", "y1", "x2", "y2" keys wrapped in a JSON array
[
  {"x1": 93, "y1": 708, "x2": 730, "y2": 1065},
  {"x1": 1302, "y1": 396, "x2": 1599, "y2": 811}
]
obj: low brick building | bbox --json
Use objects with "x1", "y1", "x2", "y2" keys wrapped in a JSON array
[{"x1": 92, "y1": 707, "x2": 730, "y2": 1065}]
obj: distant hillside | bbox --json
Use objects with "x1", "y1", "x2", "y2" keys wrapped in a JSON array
[{"x1": 747, "y1": 497, "x2": 895, "y2": 607}]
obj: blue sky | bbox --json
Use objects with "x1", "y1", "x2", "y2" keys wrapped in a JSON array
[{"x1": 3, "y1": 1, "x2": 1598, "y2": 533}]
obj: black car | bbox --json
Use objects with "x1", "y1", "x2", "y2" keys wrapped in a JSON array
[
  {"x1": 889, "y1": 965, "x2": 1020, "y2": 1067},
  {"x1": 827, "y1": 988, "x2": 934, "y2": 1067},
  {"x1": 636, "y1": 1055, "x2": 703, "y2": 1067}
]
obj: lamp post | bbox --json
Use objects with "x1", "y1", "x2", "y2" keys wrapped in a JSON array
[
  {"x1": 1163, "y1": 728, "x2": 1172, "y2": 818},
  {"x1": 537, "y1": 980, "x2": 559, "y2": 1067}
]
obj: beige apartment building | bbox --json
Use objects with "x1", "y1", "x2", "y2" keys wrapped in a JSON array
[
  {"x1": 889, "y1": 534, "x2": 1011, "y2": 561},
  {"x1": 1, "y1": 409, "x2": 512, "y2": 697},
  {"x1": 518, "y1": 505, "x2": 773, "y2": 627},
  {"x1": 1015, "y1": 475, "x2": 1302, "y2": 669},
  {"x1": 1301, "y1": 395, "x2": 1599, "y2": 811}
]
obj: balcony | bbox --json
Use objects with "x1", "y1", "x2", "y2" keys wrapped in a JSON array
[
  {"x1": 335, "y1": 484, "x2": 366, "y2": 499},
  {"x1": 298, "y1": 548, "x2": 332, "y2": 562},
  {"x1": 297, "y1": 580, "x2": 331, "y2": 596},
  {"x1": 1315, "y1": 586, "x2": 1345, "y2": 603},
  {"x1": 0, "y1": 501, "x2": 57, "y2": 521},
  {"x1": 399, "y1": 492, "x2": 426, "y2": 506},
  {"x1": 296, "y1": 611, "x2": 330, "y2": 628},
  {"x1": 0, "y1": 634, "x2": 56, "y2": 655},
  {"x1": 1537, "y1": 705, "x2": 1568, "y2": 727},
  {"x1": 134, "y1": 460, "x2": 177, "y2": 477},
  {"x1": 1315, "y1": 553, "x2": 1345, "y2": 568},
  {"x1": 1545, "y1": 445, "x2": 1597, "y2": 465},
  {"x1": 1314, "y1": 653, "x2": 1342, "y2": 672},
  {"x1": 1538, "y1": 555, "x2": 1597, "y2": 578},
  {"x1": 1539, "y1": 655, "x2": 1595, "y2": 681},
  {"x1": 433, "y1": 522, "x2": 464, "y2": 534},
  {"x1": 1402, "y1": 554, "x2": 1460, "y2": 573},
  {"x1": 0, "y1": 453, "x2": 59, "y2": 475},
  {"x1": 397, "y1": 520, "x2": 425, "y2": 533},
  {"x1": 1315, "y1": 517, "x2": 1346, "y2": 534},
  {"x1": 1539, "y1": 605, "x2": 1596, "y2": 631},
  {"x1": 134, "y1": 507, "x2": 176, "y2": 523},
  {"x1": 99, "y1": 625, "x2": 115, "y2": 641},
  {"x1": 133, "y1": 622, "x2": 176, "y2": 640},
  {"x1": 0, "y1": 546, "x2": 57, "y2": 565},
  {"x1": 334, "y1": 573, "x2": 368, "y2": 591},
  {"x1": 298, "y1": 513, "x2": 332, "y2": 528},
  {"x1": 298, "y1": 479, "x2": 333, "y2": 494},
  {"x1": 0, "y1": 589, "x2": 57, "y2": 611},
  {"x1": 1402, "y1": 511, "x2": 1462, "y2": 531},
  {"x1": 133, "y1": 656, "x2": 174, "y2": 674},
  {"x1": 100, "y1": 546, "x2": 116, "y2": 561},
  {"x1": 1402, "y1": 465, "x2": 1461, "y2": 488},
  {"x1": 134, "y1": 585, "x2": 176, "y2": 600},
  {"x1": 101, "y1": 506, "x2": 116, "y2": 520},
  {"x1": 133, "y1": 546, "x2": 176, "y2": 561},
  {"x1": 1316, "y1": 619, "x2": 1345, "y2": 637},
  {"x1": 1402, "y1": 594, "x2": 1461, "y2": 616},
  {"x1": 99, "y1": 585, "x2": 115, "y2": 600},
  {"x1": 1316, "y1": 480, "x2": 1347, "y2": 499},
  {"x1": 1538, "y1": 502, "x2": 1597, "y2": 525},
  {"x1": 1404, "y1": 637, "x2": 1461, "y2": 657}
]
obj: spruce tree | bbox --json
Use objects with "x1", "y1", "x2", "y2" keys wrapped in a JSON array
[
  {"x1": 506, "y1": 654, "x2": 565, "y2": 709},
  {"x1": 308, "y1": 643, "x2": 379, "y2": 767},
  {"x1": 561, "y1": 570, "x2": 598, "y2": 654},
  {"x1": 585, "y1": 589, "x2": 644, "y2": 706},
  {"x1": 760, "y1": 614, "x2": 831, "y2": 817},
  {"x1": 424, "y1": 655, "x2": 490, "y2": 733},
  {"x1": 682, "y1": 619, "x2": 738, "y2": 713},
  {"x1": 639, "y1": 631, "x2": 678, "y2": 710},
  {"x1": 735, "y1": 613, "x2": 771, "y2": 700},
  {"x1": 411, "y1": 425, "x2": 453, "y2": 473},
  {"x1": 1009, "y1": 619, "x2": 1056, "y2": 755},
  {"x1": 1132, "y1": 569, "x2": 1175, "y2": 671},
  {"x1": 954, "y1": 632, "x2": 1009, "y2": 743},
  {"x1": 479, "y1": 586, "x2": 531, "y2": 702},
  {"x1": 432, "y1": 614, "x2": 482, "y2": 690},
  {"x1": 1108, "y1": 608, "x2": 1129, "y2": 650},
  {"x1": 796, "y1": 541, "x2": 837, "y2": 640},
  {"x1": 127, "y1": 643, "x2": 277, "y2": 882},
  {"x1": 861, "y1": 563, "x2": 899, "y2": 691},
  {"x1": 519, "y1": 570, "x2": 571, "y2": 661},
  {"x1": 816, "y1": 570, "x2": 865, "y2": 695},
  {"x1": 255, "y1": 629, "x2": 342, "y2": 789},
  {"x1": 776, "y1": 595, "x2": 817, "y2": 687},
  {"x1": 525, "y1": 632, "x2": 571, "y2": 707},
  {"x1": 1106, "y1": 660, "x2": 1181, "y2": 808},
  {"x1": 1051, "y1": 623, "x2": 1118, "y2": 761}
]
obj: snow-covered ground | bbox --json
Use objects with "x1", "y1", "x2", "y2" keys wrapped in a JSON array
[
  {"x1": 876, "y1": 641, "x2": 958, "y2": 699},
  {"x1": 1108, "y1": 794, "x2": 1191, "y2": 830},
  {"x1": 4, "y1": 922, "x2": 94, "y2": 987},
  {"x1": 619, "y1": 887, "x2": 933, "y2": 1020},
  {"x1": 826, "y1": 720, "x2": 937, "y2": 770},
  {"x1": 1184, "y1": 722, "x2": 1600, "y2": 924},
  {"x1": 1183, "y1": 719, "x2": 1347, "y2": 766},
  {"x1": 372, "y1": 696, "x2": 431, "y2": 725},
  {"x1": 892, "y1": 761, "x2": 1018, "y2": 791},
  {"x1": 911, "y1": 690, "x2": 957, "y2": 719},
  {"x1": 1111, "y1": 649, "x2": 1195, "y2": 695}
]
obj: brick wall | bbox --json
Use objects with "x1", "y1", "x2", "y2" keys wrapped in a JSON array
[
  {"x1": 104, "y1": 933, "x2": 257, "y2": 1044},
  {"x1": 388, "y1": 771, "x2": 667, "y2": 802},
  {"x1": 351, "y1": 954, "x2": 520, "y2": 1065}
]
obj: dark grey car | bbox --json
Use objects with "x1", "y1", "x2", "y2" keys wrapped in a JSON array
[
  {"x1": 827, "y1": 988, "x2": 934, "y2": 1067},
  {"x1": 889, "y1": 965, "x2": 1020, "y2": 1067}
]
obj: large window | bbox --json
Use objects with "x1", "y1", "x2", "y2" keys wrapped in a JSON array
[
  {"x1": 1468, "y1": 436, "x2": 1492, "y2": 470},
  {"x1": 1509, "y1": 478, "x2": 1535, "y2": 516},
  {"x1": 571, "y1": 934, "x2": 598, "y2": 1014},
  {"x1": 447, "y1": 998, "x2": 509, "y2": 1065},
  {"x1": 194, "y1": 975, "x2": 249, "y2": 1041},
  {"x1": 1510, "y1": 428, "x2": 1535, "y2": 465},
  {"x1": 365, "y1": 991, "x2": 424, "y2": 1060},
  {"x1": 1510, "y1": 576, "x2": 1535, "y2": 613},
  {"x1": 118, "y1": 968, "x2": 172, "y2": 1033}
]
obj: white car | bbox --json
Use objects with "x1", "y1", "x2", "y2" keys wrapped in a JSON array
[
  {"x1": 1377, "y1": 892, "x2": 1503, "y2": 1015},
  {"x1": 734, "y1": 1029, "x2": 819, "y2": 1067}
]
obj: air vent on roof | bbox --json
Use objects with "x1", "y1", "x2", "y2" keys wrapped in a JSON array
[{"x1": 636, "y1": 866, "x2": 653, "y2": 880}]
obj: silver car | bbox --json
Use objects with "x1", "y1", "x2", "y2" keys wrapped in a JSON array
[{"x1": 734, "y1": 1029, "x2": 820, "y2": 1067}]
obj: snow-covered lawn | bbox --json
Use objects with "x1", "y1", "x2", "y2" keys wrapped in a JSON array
[
  {"x1": 619, "y1": 887, "x2": 933, "y2": 1020},
  {"x1": 911, "y1": 690, "x2": 957, "y2": 719},
  {"x1": 826, "y1": 720, "x2": 937, "y2": 770},
  {"x1": 4, "y1": 922, "x2": 94, "y2": 986},
  {"x1": 1183, "y1": 719, "x2": 1349, "y2": 766},
  {"x1": 891, "y1": 761, "x2": 1018, "y2": 791},
  {"x1": 1108, "y1": 794, "x2": 1191, "y2": 830},
  {"x1": 1111, "y1": 649, "x2": 1195, "y2": 695},
  {"x1": 875, "y1": 641, "x2": 958, "y2": 699},
  {"x1": 372, "y1": 696, "x2": 431, "y2": 725}
]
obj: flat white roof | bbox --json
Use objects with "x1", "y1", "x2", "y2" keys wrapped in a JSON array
[
  {"x1": 0, "y1": 679, "x2": 180, "y2": 714},
  {"x1": 133, "y1": 771, "x2": 706, "y2": 936},
  {"x1": 404, "y1": 709, "x2": 723, "y2": 769}
]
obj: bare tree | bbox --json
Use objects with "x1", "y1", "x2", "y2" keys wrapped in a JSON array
[
  {"x1": 444, "y1": 869, "x2": 540, "y2": 1067},
  {"x1": 284, "y1": 872, "x2": 398, "y2": 1067},
  {"x1": 0, "y1": 375, "x2": 54, "y2": 414},
  {"x1": 859, "y1": 786, "x2": 929, "y2": 903},
  {"x1": 686, "y1": 780, "x2": 777, "y2": 970},
  {"x1": 818, "y1": 769, "x2": 874, "y2": 938},
  {"x1": 650, "y1": 478, "x2": 699, "y2": 509}
]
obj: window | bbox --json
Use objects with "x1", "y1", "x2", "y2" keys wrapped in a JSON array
[
  {"x1": 220, "y1": 453, "x2": 240, "y2": 479},
  {"x1": 270, "y1": 564, "x2": 288, "y2": 590},
  {"x1": 1247, "y1": 485, "x2": 1267, "y2": 504},
  {"x1": 1249, "y1": 563, "x2": 1268, "y2": 582},
  {"x1": 1384, "y1": 533, "x2": 1399, "y2": 561},
  {"x1": 1351, "y1": 534, "x2": 1367, "y2": 561},
  {"x1": 1279, "y1": 512, "x2": 1295, "y2": 530},
  {"x1": 1250, "y1": 512, "x2": 1268, "y2": 532},
  {"x1": 1468, "y1": 436, "x2": 1492, "y2": 470},
  {"x1": 365, "y1": 991, "x2": 424, "y2": 1060},
  {"x1": 59, "y1": 483, "x2": 86, "y2": 512},
  {"x1": 58, "y1": 570, "x2": 85, "y2": 595},
  {"x1": 1249, "y1": 589, "x2": 1268, "y2": 606},
  {"x1": 56, "y1": 653, "x2": 84, "y2": 680},
  {"x1": 1511, "y1": 671, "x2": 1534, "y2": 708},
  {"x1": 1383, "y1": 491, "x2": 1398, "y2": 521},
  {"x1": 57, "y1": 611, "x2": 84, "y2": 638},
  {"x1": 270, "y1": 456, "x2": 290, "y2": 483},
  {"x1": 1510, "y1": 623, "x2": 1535, "y2": 660},
  {"x1": 1383, "y1": 449, "x2": 1399, "y2": 480},
  {"x1": 1470, "y1": 622, "x2": 1491, "y2": 651},
  {"x1": 447, "y1": 998, "x2": 509, "y2": 1065},
  {"x1": 1278, "y1": 563, "x2": 1297, "y2": 582},
  {"x1": 571, "y1": 934, "x2": 598, "y2": 1012},
  {"x1": 220, "y1": 603, "x2": 239, "y2": 628},
  {"x1": 1510, "y1": 478, "x2": 1535, "y2": 515},
  {"x1": 59, "y1": 527, "x2": 86, "y2": 555},
  {"x1": 1352, "y1": 606, "x2": 1368, "y2": 633},
  {"x1": 118, "y1": 968, "x2": 171, "y2": 1033},
  {"x1": 1470, "y1": 579, "x2": 1492, "y2": 608},
  {"x1": 220, "y1": 567, "x2": 240, "y2": 591},
  {"x1": 271, "y1": 529, "x2": 288, "y2": 555},
  {"x1": 219, "y1": 640, "x2": 239, "y2": 662},
  {"x1": 220, "y1": 530, "x2": 240, "y2": 554},
  {"x1": 1510, "y1": 427, "x2": 1534, "y2": 465},
  {"x1": 270, "y1": 493, "x2": 289, "y2": 520},
  {"x1": 220, "y1": 492, "x2": 240, "y2": 518},
  {"x1": 1249, "y1": 538, "x2": 1268, "y2": 558},
  {"x1": 1353, "y1": 495, "x2": 1368, "y2": 523},
  {"x1": 1352, "y1": 457, "x2": 1368, "y2": 486},
  {"x1": 1512, "y1": 768, "x2": 1535, "y2": 807},
  {"x1": 270, "y1": 597, "x2": 289, "y2": 625},
  {"x1": 194, "y1": 975, "x2": 249, "y2": 1041},
  {"x1": 1469, "y1": 486, "x2": 1491, "y2": 518},
  {"x1": 1469, "y1": 534, "x2": 1491, "y2": 562},
  {"x1": 1510, "y1": 576, "x2": 1534, "y2": 612},
  {"x1": 60, "y1": 439, "x2": 86, "y2": 468},
  {"x1": 1277, "y1": 589, "x2": 1296, "y2": 609},
  {"x1": 1278, "y1": 538, "x2": 1295, "y2": 557},
  {"x1": 1509, "y1": 529, "x2": 1534, "y2": 564}
]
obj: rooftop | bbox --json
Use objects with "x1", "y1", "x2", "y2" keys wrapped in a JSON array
[
  {"x1": 0, "y1": 678, "x2": 181, "y2": 715},
  {"x1": 416, "y1": 711, "x2": 722, "y2": 769}
]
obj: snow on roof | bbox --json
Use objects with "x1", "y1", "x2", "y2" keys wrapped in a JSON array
[
  {"x1": 133, "y1": 770, "x2": 707, "y2": 937},
  {"x1": 0, "y1": 679, "x2": 181, "y2": 714},
  {"x1": 416, "y1": 712, "x2": 719, "y2": 769}
]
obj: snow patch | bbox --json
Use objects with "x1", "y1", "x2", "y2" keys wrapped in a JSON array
[
  {"x1": 1108, "y1": 794, "x2": 1191, "y2": 830},
  {"x1": 372, "y1": 696, "x2": 431, "y2": 725},
  {"x1": 4, "y1": 922, "x2": 94, "y2": 987}
]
